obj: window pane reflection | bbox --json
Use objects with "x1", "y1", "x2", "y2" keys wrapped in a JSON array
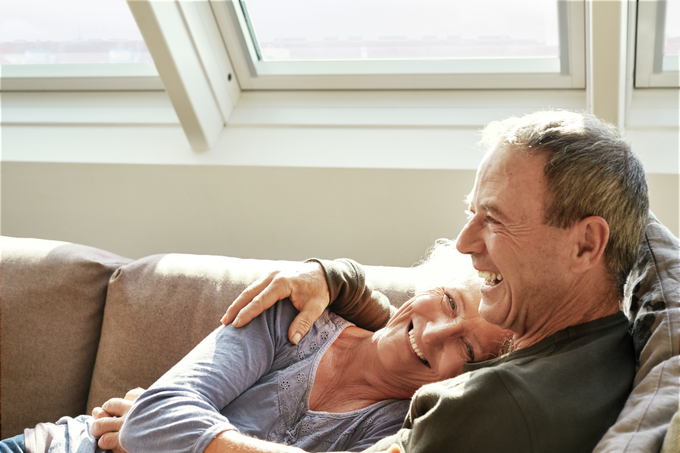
[
  {"x1": 244, "y1": 0, "x2": 560, "y2": 62},
  {"x1": 0, "y1": 0, "x2": 152, "y2": 65}
]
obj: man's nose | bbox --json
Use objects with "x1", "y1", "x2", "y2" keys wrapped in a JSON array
[{"x1": 456, "y1": 217, "x2": 484, "y2": 255}]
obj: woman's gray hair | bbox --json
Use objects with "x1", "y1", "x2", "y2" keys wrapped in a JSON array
[
  {"x1": 480, "y1": 110, "x2": 649, "y2": 297},
  {"x1": 413, "y1": 238, "x2": 475, "y2": 294}
]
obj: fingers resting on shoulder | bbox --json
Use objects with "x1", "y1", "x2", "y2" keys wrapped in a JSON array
[{"x1": 221, "y1": 261, "x2": 331, "y2": 345}]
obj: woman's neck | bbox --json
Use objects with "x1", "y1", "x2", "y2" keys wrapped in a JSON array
[{"x1": 309, "y1": 327, "x2": 412, "y2": 413}]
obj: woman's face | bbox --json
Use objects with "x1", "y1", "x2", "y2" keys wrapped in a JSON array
[{"x1": 374, "y1": 274, "x2": 510, "y2": 395}]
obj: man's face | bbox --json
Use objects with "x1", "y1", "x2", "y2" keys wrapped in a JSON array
[{"x1": 456, "y1": 146, "x2": 577, "y2": 337}]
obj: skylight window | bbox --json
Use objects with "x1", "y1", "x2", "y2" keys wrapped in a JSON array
[
  {"x1": 245, "y1": 0, "x2": 560, "y2": 63},
  {"x1": 217, "y1": 0, "x2": 584, "y2": 89},
  {"x1": 635, "y1": 0, "x2": 679, "y2": 87},
  {"x1": 0, "y1": 0, "x2": 160, "y2": 90},
  {"x1": 662, "y1": 0, "x2": 679, "y2": 71},
  {"x1": 0, "y1": 0, "x2": 152, "y2": 66}
]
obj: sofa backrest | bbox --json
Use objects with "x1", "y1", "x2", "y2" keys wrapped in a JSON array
[{"x1": 0, "y1": 237, "x2": 131, "y2": 438}]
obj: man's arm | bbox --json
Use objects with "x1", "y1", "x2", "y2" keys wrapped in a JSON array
[
  {"x1": 363, "y1": 370, "x2": 531, "y2": 453},
  {"x1": 311, "y1": 258, "x2": 395, "y2": 331},
  {"x1": 222, "y1": 258, "x2": 394, "y2": 344},
  {"x1": 204, "y1": 429, "x2": 403, "y2": 453}
]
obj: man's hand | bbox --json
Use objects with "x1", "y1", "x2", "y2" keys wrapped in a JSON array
[
  {"x1": 221, "y1": 261, "x2": 330, "y2": 345},
  {"x1": 90, "y1": 388, "x2": 145, "y2": 453}
]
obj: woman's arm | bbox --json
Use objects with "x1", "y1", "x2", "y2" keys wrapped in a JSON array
[{"x1": 120, "y1": 303, "x2": 292, "y2": 453}]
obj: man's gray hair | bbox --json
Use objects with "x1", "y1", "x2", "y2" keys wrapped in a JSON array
[{"x1": 480, "y1": 110, "x2": 649, "y2": 297}]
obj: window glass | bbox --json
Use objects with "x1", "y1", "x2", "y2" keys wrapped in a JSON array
[
  {"x1": 0, "y1": 0, "x2": 152, "y2": 65},
  {"x1": 663, "y1": 0, "x2": 679, "y2": 70},
  {"x1": 243, "y1": 0, "x2": 560, "y2": 62}
]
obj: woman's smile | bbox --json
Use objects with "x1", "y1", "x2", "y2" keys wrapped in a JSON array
[{"x1": 407, "y1": 323, "x2": 429, "y2": 367}]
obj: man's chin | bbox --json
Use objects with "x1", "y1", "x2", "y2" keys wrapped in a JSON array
[{"x1": 479, "y1": 290, "x2": 513, "y2": 328}]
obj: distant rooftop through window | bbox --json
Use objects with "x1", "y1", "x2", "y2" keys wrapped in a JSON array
[
  {"x1": 243, "y1": 0, "x2": 560, "y2": 62},
  {"x1": 0, "y1": 0, "x2": 152, "y2": 65},
  {"x1": 664, "y1": 0, "x2": 679, "y2": 59}
]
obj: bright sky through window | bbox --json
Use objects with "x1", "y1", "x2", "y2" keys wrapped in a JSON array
[
  {"x1": 665, "y1": 0, "x2": 679, "y2": 57},
  {"x1": 0, "y1": 0, "x2": 151, "y2": 65},
  {"x1": 244, "y1": 0, "x2": 560, "y2": 61}
]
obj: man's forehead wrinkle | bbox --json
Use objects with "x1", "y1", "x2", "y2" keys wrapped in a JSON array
[{"x1": 476, "y1": 177, "x2": 511, "y2": 218}]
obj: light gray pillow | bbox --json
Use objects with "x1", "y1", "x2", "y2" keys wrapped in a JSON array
[
  {"x1": 0, "y1": 237, "x2": 131, "y2": 438},
  {"x1": 594, "y1": 213, "x2": 680, "y2": 452}
]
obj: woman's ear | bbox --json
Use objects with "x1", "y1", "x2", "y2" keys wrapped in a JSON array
[{"x1": 571, "y1": 216, "x2": 609, "y2": 273}]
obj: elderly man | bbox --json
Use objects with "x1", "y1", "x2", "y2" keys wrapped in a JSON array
[
  {"x1": 93, "y1": 110, "x2": 649, "y2": 453},
  {"x1": 217, "y1": 110, "x2": 649, "y2": 452}
]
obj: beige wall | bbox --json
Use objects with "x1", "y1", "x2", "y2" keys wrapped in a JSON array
[
  {"x1": 2, "y1": 162, "x2": 677, "y2": 266},
  {"x1": 647, "y1": 173, "x2": 680, "y2": 238}
]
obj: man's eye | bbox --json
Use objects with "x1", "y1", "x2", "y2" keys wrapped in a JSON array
[
  {"x1": 485, "y1": 215, "x2": 499, "y2": 224},
  {"x1": 447, "y1": 295, "x2": 456, "y2": 311}
]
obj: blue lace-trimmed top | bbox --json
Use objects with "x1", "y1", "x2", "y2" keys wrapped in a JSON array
[{"x1": 120, "y1": 300, "x2": 410, "y2": 453}]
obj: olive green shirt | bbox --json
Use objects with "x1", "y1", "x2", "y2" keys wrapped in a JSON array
[{"x1": 316, "y1": 258, "x2": 635, "y2": 453}]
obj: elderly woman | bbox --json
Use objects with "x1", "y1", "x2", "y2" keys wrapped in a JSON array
[
  {"x1": 118, "y1": 263, "x2": 508, "y2": 453},
  {"x1": 3, "y1": 245, "x2": 509, "y2": 453}
]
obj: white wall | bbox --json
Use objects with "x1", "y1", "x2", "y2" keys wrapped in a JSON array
[{"x1": 1, "y1": 89, "x2": 678, "y2": 265}]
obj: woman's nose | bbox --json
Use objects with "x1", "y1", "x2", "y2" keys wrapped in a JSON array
[
  {"x1": 456, "y1": 217, "x2": 484, "y2": 255},
  {"x1": 422, "y1": 321, "x2": 464, "y2": 348}
]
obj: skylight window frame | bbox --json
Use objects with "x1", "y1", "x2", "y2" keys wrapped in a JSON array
[
  {"x1": 634, "y1": 0, "x2": 680, "y2": 88},
  {"x1": 0, "y1": 63, "x2": 163, "y2": 91},
  {"x1": 211, "y1": 0, "x2": 586, "y2": 90}
]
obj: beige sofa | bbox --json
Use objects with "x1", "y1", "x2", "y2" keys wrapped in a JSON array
[{"x1": 1, "y1": 213, "x2": 678, "y2": 452}]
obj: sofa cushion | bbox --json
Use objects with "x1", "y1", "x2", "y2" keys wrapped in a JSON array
[
  {"x1": 594, "y1": 213, "x2": 680, "y2": 452},
  {"x1": 0, "y1": 237, "x2": 131, "y2": 438},
  {"x1": 87, "y1": 254, "x2": 417, "y2": 412},
  {"x1": 87, "y1": 254, "x2": 295, "y2": 411}
]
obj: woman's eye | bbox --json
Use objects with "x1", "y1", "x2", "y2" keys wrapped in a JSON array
[
  {"x1": 466, "y1": 344, "x2": 475, "y2": 361},
  {"x1": 447, "y1": 295, "x2": 456, "y2": 310}
]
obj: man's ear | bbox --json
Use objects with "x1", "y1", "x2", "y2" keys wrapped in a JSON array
[{"x1": 571, "y1": 216, "x2": 609, "y2": 273}]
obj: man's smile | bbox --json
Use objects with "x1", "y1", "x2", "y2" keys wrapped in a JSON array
[{"x1": 478, "y1": 271, "x2": 503, "y2": 286}]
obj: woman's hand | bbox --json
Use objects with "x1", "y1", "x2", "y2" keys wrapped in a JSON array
[
  {"x1": 90, "y1": 388, "x2": 145, "y2": 453},
  {"x1": 221, "y1": 261, "x2": 330, "y2": 345}
]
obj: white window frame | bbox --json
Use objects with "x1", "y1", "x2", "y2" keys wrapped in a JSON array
[
  {"x1": 0, "y1": 63, "x2": 163, "y2": 91},
  {"x1": 211, "y1": 0, "x2": 586, "y2": 90},
  {"x1": 635, "y1": 0, "x2": 679, "y2": 88}
]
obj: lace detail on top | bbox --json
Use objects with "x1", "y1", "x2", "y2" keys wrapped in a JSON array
[{"x1": 264, "y1": 310, "x2": 410, "y2": 451}]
